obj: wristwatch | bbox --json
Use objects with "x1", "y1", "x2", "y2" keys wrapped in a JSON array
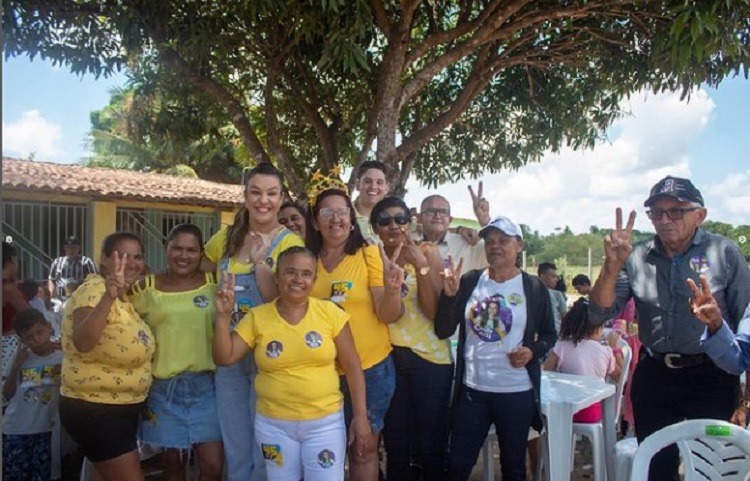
[
  {"x1": 740, "y1": 399, "x2": 750, "y2": 409},
  {"x1": 418, "y1": 266, "x2": 431, "y2": 276}
]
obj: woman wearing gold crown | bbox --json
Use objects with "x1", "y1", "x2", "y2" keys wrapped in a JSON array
[
  {"x1": 305, "y1": 169, "x2": 405, "y2": 481},
  {"x1": 202, "y1": 162, "x2": 303, "y2": 481}
]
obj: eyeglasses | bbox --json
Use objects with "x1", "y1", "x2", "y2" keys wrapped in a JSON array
[
  {"x1": 646, "y1": 207, "x2": 700, "y2": 221},
  {"x1": 422, "y1": 208, "x2": 450, "y2": 217},
  {"x1": 376, "y1": 214, "x2": 410, "y2": 227},
  {"x1": 318, "y1": 207, "x2": 351, "y2": 220}
]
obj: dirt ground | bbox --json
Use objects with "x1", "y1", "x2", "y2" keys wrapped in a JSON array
[{"x1": 62, "y1": 438, "x2": 597, "y2": 480}]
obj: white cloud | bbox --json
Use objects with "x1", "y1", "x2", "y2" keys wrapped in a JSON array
[
  {"x1": 705, "y1": 171, "x2": 750, "y2": 225},
  {"x1": 2, "y1": 110, "x2": 64, "y2": 159},
  {"x1": 404, "y1": 89, "x2": 721, "y2": 234}
]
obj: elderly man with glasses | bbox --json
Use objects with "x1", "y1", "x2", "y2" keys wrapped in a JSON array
[
  {"x1": 588, "y1": 175, "x2": 750, "y2": 481},
  {"x1": 417, "y1": 191, "x2": 489, "y2": 272}
]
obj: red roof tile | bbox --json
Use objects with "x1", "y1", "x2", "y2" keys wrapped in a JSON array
[{"x1": 2, "y1": 158, "x2": 244, "y2": 208}]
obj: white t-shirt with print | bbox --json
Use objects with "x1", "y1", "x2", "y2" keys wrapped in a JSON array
[
  {"x1": 3, "y1": 349, "x2": 63, "y2": 435},
  {"x1": 463, "y1": 271, "x2": 532, "y2": 393}
]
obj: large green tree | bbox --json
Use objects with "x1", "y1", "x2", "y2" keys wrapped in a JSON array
[{"x1": 4, "y1": 1, "x2": 749, "y2": 196}]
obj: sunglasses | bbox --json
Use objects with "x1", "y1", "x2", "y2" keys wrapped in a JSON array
[{"x1": 376, "y1": 214, "x2": 410, "y2": 227}]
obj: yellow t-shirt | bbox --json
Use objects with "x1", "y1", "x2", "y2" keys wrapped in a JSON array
[
  {"x1": 234, "y1": 298, "x2": 349, "y2": 420},
  {"x1": 311, "y1": 244, "x2": 391, "y2": 370},
  {"x1": 389, "y1": 264, "x2": 451, "y2": 364},
  {"x1": 61, "y1": 275, "x2": 155, "y2": 404},
  {"x1": 131, "y1": 273, "x2": 217, "y2": 379},
  {"x1": 204, "y1": 226, "x2": 303, "y2": 274}
]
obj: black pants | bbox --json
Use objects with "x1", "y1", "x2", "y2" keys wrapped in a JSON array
[{"x1": 631, "y1": 350, "x2": 740, "y2": 481}]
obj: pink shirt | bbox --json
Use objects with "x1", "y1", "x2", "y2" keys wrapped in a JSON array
[{"x1": 552, "y1": 339, "x2": 616, "y2": 379}]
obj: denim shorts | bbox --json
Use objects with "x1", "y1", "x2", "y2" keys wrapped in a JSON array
[
  {"x1": 140, "y1": 372, "x2": 222, "y2": 449},
  {"x1": 340, "y1": 355, "x2": 395, "y2": 434}
]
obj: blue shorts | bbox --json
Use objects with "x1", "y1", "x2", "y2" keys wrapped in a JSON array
[
  {"x1": 140, "y1": 372, "x2": 222, "y2": 449},
  {"x1": 2, "y1": 433, "x2": 51, "y2": 481},
  {"x1": 340, "y1": 355, "x2": 395, "y2": 434}
]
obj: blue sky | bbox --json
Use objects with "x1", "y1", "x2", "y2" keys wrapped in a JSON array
[{"x1": 3, "y1": 55, "x2": 749, "y2": 234}]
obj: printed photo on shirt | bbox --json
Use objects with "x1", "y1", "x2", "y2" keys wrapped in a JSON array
[
  {"x1": 468, "y1": 294, "x2": 513, "y2": 342},
  {"x1": 330, "y1": 281, "x2": 353, "y2": 303},
  {"x1": 305, "y1": 331, "x2": 323, "y2": 349},
  {"x1": 266, "y1": 340, "x2": 283, "y2": 358}
]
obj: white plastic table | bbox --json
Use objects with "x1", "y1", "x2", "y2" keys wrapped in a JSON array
[{"x1": 541, "y1": 371, "x2": 617, "y2": 481}]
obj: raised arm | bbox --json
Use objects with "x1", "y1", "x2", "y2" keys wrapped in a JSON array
[
  {"x1": 590, "y1": 208, "x2": 636, "y2": 325},
  {"x1": 72, "y1": 253, "x2": 128, "y2": 352},
  {"x1": 212, "y1": 273, "x2": 252, "y2": 365},
  {"x1": 372, "y1": 244, "x2": 405, "y2": 324}
]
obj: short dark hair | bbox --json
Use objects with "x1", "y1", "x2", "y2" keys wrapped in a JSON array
[
  {"x1": 100, "y1": 232, "x2": 144, "y2": 273},
  {"x1": 276, "y1": 246, "x2": 317, "y2": 271},
  {"x1": 18, "y1": 279, "x2": 41, "y2": 302},
  {"x1": 538, "y1": 262, "x2": 557, "y2": 276},
  {"x1": 165, "y1": 223, "x2": 204, "y2": 250},
  {"x1": 572, "y1": 274, "x2": 591, "y2": 287},
  {"x1": 280, "y1": 201, "x2": 307, "y2": 218},
  {"x1": 12, "y1": 308, "x2": 48, "y2": 334},
  {"x1": 305, "y1": 189, "x2": 367, "y2": 256},
  {"x1": 3, "y1": 241, "x2": 17, "y2": 268},
  {"x1": 370, "y1": 197, "x2": 411, "y2": 228},
  {"x1": 356, "y1": 161, "x2": 388, "y2": 181}
]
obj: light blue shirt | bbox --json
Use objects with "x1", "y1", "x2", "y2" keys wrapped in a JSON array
[{"x1": 701, "y1": 302, "x2": 750, "y2": 375}]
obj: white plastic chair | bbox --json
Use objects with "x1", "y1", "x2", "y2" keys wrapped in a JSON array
[
  {"x1": 629, "y1": 419, "x2": 750, "y2": 481},
  {"x1": 570, "y1": 338, "x2": 632, "y2": 480}
]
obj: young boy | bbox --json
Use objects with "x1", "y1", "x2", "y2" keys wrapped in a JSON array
[{"x1": 2, "y1": 308, "x2": 62, "y2": 481}]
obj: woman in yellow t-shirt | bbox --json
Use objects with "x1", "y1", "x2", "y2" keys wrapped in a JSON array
[
  {"x1": 306, "y1": 184, "x2": 405, "y2": 481},
  {"x1": 59, "y1": 232, "x2": 155, "y2": 481},
  {"x1": 131, "y1": 224, "x2": 223, "y2": 481},
  {"x1": 213, "y1": 246, "x2": 368, "y2": 481},
  {"x1": 202, "y1": 162, "x2": 303, "y2": 481},
  {"x1": 370, "y1": 197, "x2": 453, "y2": 481}
]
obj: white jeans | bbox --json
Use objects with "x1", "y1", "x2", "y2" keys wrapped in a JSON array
[{"x1": 255, "y1": 408, "x2": 346, "y2": 481}]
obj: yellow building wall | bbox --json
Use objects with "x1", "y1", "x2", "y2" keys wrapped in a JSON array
[{"x1": 90, "y1": 201, "x2": 117, "y2": 263}]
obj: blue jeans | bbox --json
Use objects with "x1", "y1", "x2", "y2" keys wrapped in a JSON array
[
  {"x1": 447, "y1": 387, "x2": 535, "y2": 481},
  {"x1": 340, "y1": 355, "x2": 395, "y2": 434},
  {"x1": 215, "y1": 355, "x2": 266, "y2": 481},
  {"x1": 383, "y1": 347, "x2": 453, "y2": 481}
]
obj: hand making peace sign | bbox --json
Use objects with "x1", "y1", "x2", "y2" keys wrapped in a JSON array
[
  {"x1": 687, "y1": 274, "x2": 723, "y2": 333},
  {"x1": 440, "y1": 254, "x2": 464, "y2": 297},
  {"x1": 398, "y1": 226, "x2": 428, "y2": 270},
  {"x1": 604, "y1": 208, "x2": 637, "y2": 266},
  {"x1": 105, "y1": 251, "x2": 130, "y2": 300},
  {"x1": 379, "y1": 243, "x2": 406, "y2": 294},
  {"x1": 469, "y1": 181, "x2": 491, "y2": 226},
  {"x1": 215, "y1": 271, "x2": 236, "y2": 317}
]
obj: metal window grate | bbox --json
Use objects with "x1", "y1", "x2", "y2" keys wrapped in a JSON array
[
  {"x1": 2, "y1": 201, "x2": 90, "y2": 281},
  {"x1": 116, "y1": 208, "x2": 219, "y2": 272}
]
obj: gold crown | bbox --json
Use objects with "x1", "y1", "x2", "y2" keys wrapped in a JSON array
[{"x1": 307, "y1": 165, "x2": 349, "y2": 207}]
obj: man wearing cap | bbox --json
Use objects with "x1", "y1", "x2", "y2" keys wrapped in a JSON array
[
  {"x1": 589, "y1": 176, "x2": 750, "y2": 481},
  {"x1": 47, "y1": 236, "x2": 97, "y2": 299}
]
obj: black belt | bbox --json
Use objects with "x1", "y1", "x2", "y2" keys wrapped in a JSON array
[{"x1": 644, "y1": 348, "x2": 710, "y2": 369}]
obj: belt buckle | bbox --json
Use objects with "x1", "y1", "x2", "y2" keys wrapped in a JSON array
[{"x1": 664, "y1": 353, "x2": 683, "y2": 369}]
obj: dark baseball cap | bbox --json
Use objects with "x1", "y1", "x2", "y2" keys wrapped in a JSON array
[
  {"x1": 644, "y1": 176, "x2": 704, "y2": 207},
  {"x1": 63, "y1": 236, "x2": 81, "y2": 246}
]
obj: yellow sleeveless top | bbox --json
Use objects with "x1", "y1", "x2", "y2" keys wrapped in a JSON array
[
  {"x1": 388, "y1": 264, "x2": 451, "y2": 365},
  {"x1": 131, "y1": 273, "x2": 217, "y2": 379}
]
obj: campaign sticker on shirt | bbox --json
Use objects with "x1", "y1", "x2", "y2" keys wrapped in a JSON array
[
  {"x1": 265, "y1": 256, "x2": 275, "y2": 269},
  {"x1": 468, "y1": 294, "x2": 513, "y2": 342},
  {"x1": 193, "y1": 295, "x2": 210, "y2": 308},
  {"x1": 507, "y1": 293, "x2": 524, "y2": 306},
  {"x1": 689, "y1": 255, "x2": 710, "y2": 274},
  {"x1": 305, "y1": 331, "x2": 323, "y2": 348},
  {"x1": 400, "y1": 271, "x2": 410, "y2": 298},
  {"x1": 318, "y1": 449, "x2": 336, "y2": 468},
  {"x1": 330, "y1": 281, "x2": 353, "y2": 303},
  {"x1": 137, "y1": 330, "x2": 151, "y2": 348},
  {"x1": 266, "y1": 341, "x2": 283, "y2": 358},
  {"x1": 261, "y1": 444, "x2": 284, "y2": 466}
]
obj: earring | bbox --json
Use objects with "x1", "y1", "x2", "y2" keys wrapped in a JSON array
[{"x1": 350, "y1": 225, "x2": 355, "y2": 231}]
